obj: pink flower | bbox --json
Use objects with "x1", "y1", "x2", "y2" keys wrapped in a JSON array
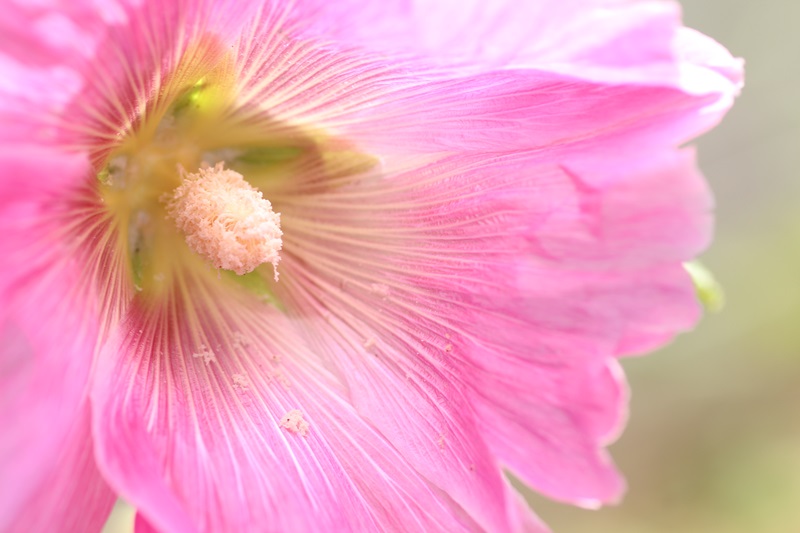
[{"x1": 0, "y1": 1, "x2": 741, "y2": 532}]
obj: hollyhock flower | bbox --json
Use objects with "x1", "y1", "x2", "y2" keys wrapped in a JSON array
[{"x1": 0, "y1": 0, "x2": 741, "y2": 531}]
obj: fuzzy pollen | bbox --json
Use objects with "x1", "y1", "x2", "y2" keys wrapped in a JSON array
[
  {"x1": 280, "y1": 409, "x2": 309, "y2": 437},
  {"x1": 166, "y1": 162, "x2": 282, "y2": 278}
]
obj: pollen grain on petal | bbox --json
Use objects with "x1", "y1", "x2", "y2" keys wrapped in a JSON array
[
  {"x1": 232, "y1": 373, "x2": 250, "y2": 390},
  {"x1": 232, "y1": 331, "x2": 250, "y2": 349},
  {"x1": 192, "y1": 345, "x2": 217, "y2": 365},
  {"x1": 280, "y1": 409, "x2": 309, "y2": 437},
  {"x1": 368, "y1": 283, "x2": 391, "y2": 299},
  {"x1": 272, "y1": 368, "x2": 292, "y2": 389},
  {"x1": 165, "y1": 162, "x2": 283, "y2": 278}
]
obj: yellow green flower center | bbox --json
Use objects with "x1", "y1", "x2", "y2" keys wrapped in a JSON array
[{"x1": 92, "y1": 40, "x2": 377, "y2": 301}]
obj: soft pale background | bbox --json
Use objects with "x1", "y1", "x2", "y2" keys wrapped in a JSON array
[{"x1": 103, "y1": 0, "x2": 798, "y2": 531}]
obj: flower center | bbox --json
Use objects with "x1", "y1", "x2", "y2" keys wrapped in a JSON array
[
  {"x1": 90, "y1": 41, "x2": 378, "y2": 300},
  {"x1": 165, "y1": 163, "x2": 282, "y2": 278}
]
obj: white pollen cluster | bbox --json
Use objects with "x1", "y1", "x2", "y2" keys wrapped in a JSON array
[
  {"x1": 166, "y1": 163, "x2": 282, "y2": 278},
  {"x1": 280, "y1": 409, "x2": 309, "y2": 437}
]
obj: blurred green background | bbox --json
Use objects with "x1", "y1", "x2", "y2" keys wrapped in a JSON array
[
  {"x1": 527, "y1": 1, "x2": 800, "y2": 531},
  {"x1": 104, "y1": 1, "x2": 798, "y2": 531}
]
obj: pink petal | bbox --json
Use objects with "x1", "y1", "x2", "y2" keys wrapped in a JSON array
[
  {"x1": 470, "y1": 359, "x2": 627, "y2": 506},
  {"x1": 506, "y1": 482, "x2": 552, "y2": 533},
  {"x1": 91, "y1": 274, "x2": 492, "y2": 532},
  {"x1": 2, "y1": 1, "x2": 741, "y2": 530},
  {"x1": 281, "y1": 263, "x2": 518, "y2": 530},
  {"x1": 0, "y1": 1, "x2": 116, "y2": 142},
  {"x1": 334, "y1": 71, "x2": 730, "y2": 157},
  {"x1": 134, "y1": 514, "x2": 160, "y2": 533},
  {"x1": 0, "y1": 149, "x2": 112, "y2": 529},
  {"x1": 546, "y1": 147, "x2": 713, "y2": 267},
  {"x1": 274, "y1": 121, "x2": 711, "y2": 506},
  {"x1": 9, "y1": 404, "x2": 116, "y2": 532},
  {"x1": 294, "y1": 0, "x2": 743, "y2": 91},
  {"x1": 232, "y1": 23, "x2": 738, "y2": 166},
  {"x1": 0, "y1": 0, "x2": 265, "y2": 148}
]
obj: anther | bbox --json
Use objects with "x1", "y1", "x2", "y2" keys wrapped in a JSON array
[{"x1": 166, "y1": 162, "x2": 282, "y2": 278}]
